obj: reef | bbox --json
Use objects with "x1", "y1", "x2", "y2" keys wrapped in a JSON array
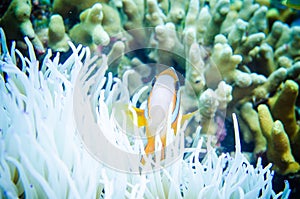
[
  {"x1": 0, "y1": 27, "x2": 290, "y2": 198},
  {"x1": 0, "y1": 0, "x2": 44, "y2": 54},
  {"x1": 1, "y1": 0, "x2": 300, "y2": 197}
]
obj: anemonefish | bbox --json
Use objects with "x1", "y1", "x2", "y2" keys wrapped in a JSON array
[{"x1": 132, "y1": 67, "x2": 194, "y2": 160}]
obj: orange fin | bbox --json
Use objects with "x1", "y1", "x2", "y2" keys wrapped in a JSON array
[
  {"x1": 114, "y1": 103, "x2": 147, "y2": 127},
  {"x1": 144, "y1": 137, "x2": 155, "y2": 155},
  {"x1": 131, "y1": 107, "x2": 147, "y2": 127},
  {"x1": 181, "y1": 110, "x2": 197, "y2": 125}
]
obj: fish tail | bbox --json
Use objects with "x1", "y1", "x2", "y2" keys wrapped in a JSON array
[
  {"x1": 140, "y1": 137, "x2": 155, "y2": 165},
  {"x1": 144, "y1": 136, "x2": 155, "y2": 155},
  {"x1": 142, "y1": 136, "x2": 167, "y2": 164}
]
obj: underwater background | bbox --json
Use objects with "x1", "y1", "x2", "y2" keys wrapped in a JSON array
[{"x1": 0, "y1": 0, "x2": 300, "y2": 198}]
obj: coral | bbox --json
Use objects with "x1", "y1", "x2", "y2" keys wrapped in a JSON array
[
  {"x1": 274, "y1": 26, "x2": 300, "y2": 61},
  {"x1": 0, "y1": 28, "x2": 290, "y2": 199},
  {"x1": 258, "y1": 104, "x2": 300, "y2": 175},
  {"x1": 101, "y1": 3, "x2": 123, "y2": 37},
  {"x1": 121, "y1": 0, "x2": 148, "y2": 49},
  {"x1": 69, "y1": 3, "x2": 110, "y2": 50},
  {"x1": 195, "y1": 5, "x2": 212, "y2": 44},
  {"x1": 211, "y1": 41, "x2": 248, "y2": 87},
  {"x1": 215, "y1": 81, "x2": 232, "y2": 111},
  {"x1": 54, "y1": 0, "x2": 122, "y2": 36},
  {"x1": 247, "y1": 6, "x2": 268, "y2": 34},
  {"x1": 107, "y1": 40, "x2": 126, "y2": 74},
  {"x1": 248, "y1": 43, "x2": 276, "y2": 76},
  {"x1": 268, "y1": 80, "x2": 300, "y2": 161},
  {"x1": 53, "y1": 0, "x2": 108, "y2": 17},
  {"x1": 203, "y1": 0, "x2": 230, "y2": 46},
  {"x1": 268, "y1": 80, "x2": 299, "y2": 139},
  {"x1": 167, "y1": 0, "x2": 187, "y2": 25},
  {"x1": 185, "y1": 42, "x2": 208, "y2": 96},
  {"x1": 146, "y1": 0, "x2": 166, "y2": 27},
  {"x1": 226, "y1": 66, "x2": 287, "y2": 110},
  {"x1": 151, "y1": 23, "x2": 185, "y2": 68},
  {"x1": 240, "y1": 102, "x2": 267, "y2": 155},
  {"x1": 0, "y1": 0, "x2": 44, "y2": 53},
  {"x1": 48, "y1": 14, "x2": 70, "y2": 52},
  {"x1": 197, "y1": 88, "x2": 219, "y2": 136},
  {"x1": 265, "y1": 20, "x2": 285, "y2": 49},
  {"x1": 238, "y1": 0, "x2": 259, "y2": 21},
  {"x1": 227, "y1": 19, "x2": 248, "y2": 49},
  {"x1": 193, "y1": 81, "x2": 232, "y2": 144},
  {"x1": 252, "y1": 67, "x2": 287, "y2": 101},
  {"x1": 122, "y1": 0, "x2": 145, "y2": 30},
  {"x1": 234, "y1": 32, "x2": 266, "y2": 63},
  {"x1": 237, "y1": 73, "x2": 300, "y2": 175}
]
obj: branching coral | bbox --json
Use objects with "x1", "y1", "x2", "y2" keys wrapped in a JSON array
[
  {"x1": 69, "y1": 3, "x2": 110, "y2": 50},
  {"x1": 210, "y1": 40, "x2": 251, "y2": 87},
  {"x1": 240, "y1": 102, "x2": 267, "y2": 155},
  {"x1": 53, "y1": 0, "x2": 108, "y2": 17},
  {"x1": 151, "y1": 22, "x2": 185, "y2": 67},
  {"x1": 146, "y1": 0, "x2": 166, "y2": 27},
  {"x1": 258, "y1": 104, "x2": 300, "y2": 175},
  {"x1": 48, "y1": 14, "x2": 70, "y2": 52},
  {"x1": 203, "y1": 0, "x2": 230, "y2": 45},
  {"x1": 274, "y1": 26, "x2": 300, "y2": 61},
  {"x1": 0, "y1": 0, "x2": 44, "y2": 53}
]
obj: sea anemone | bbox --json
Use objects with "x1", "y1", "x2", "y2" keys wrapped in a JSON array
[{"x1": 0, "y1": 28, "x2": 290, "y2": 198}]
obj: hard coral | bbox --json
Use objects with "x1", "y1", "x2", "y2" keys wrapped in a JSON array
[
  {"x1": 48, "y1": 14, "x2": 70, "y2": 52},
  {"x1": 258, "y1": 104, "x2": 300, "y2": 175},
  {"x1": 0, "y1": 0, "x2": 44, "y2": 53},
  {"x1": 53, "y1": 0, "x2": 108, "y2": 17},
  {"x1": 268, "y1": 80, "x2": 300, "y2": 161},
  {"x1": 69, "y1": 3, "x2": 110, "y2": 50},
  {"x1": 240, "y1": 102, "x2": 267, "y2": 155}
]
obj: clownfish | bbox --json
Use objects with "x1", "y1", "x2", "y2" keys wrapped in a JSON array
[{"x1": 131, "y1": 67, "x2": 194, "y2": 160}]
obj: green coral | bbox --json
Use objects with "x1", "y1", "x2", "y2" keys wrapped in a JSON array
[
  {"x1": 48, "y1": 14, "x2": 70, "y2": 52},
  {"x1": 53, "y1": 0, "x2": 108, "y2": 17},
  {"x1": 240, "y1": 102, "x2": 267, "y2": 155},
  {"x1": 268, "y1": 80, "x2": 300, "y2": 161},
  {"x1": 69, "y1": 3, "x2": 110, "y2": 50},
  {"x1": 274, "y1": 26, "x2": 300, "y2": 61},
  {"x1": 0, "y1": 0, "x2": 44, "y2": 53},
  {"x1": 258, "y1": 104, "x2": 300, "y2": 175}
]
